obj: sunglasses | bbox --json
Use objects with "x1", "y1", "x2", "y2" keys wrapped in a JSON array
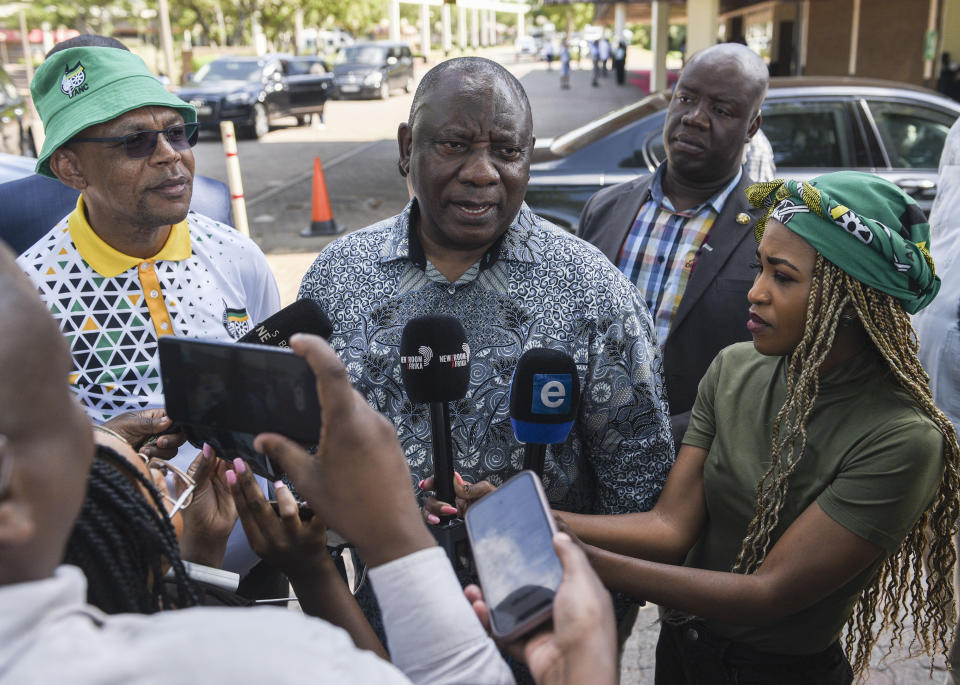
[{"x1": 72, "y1": 122, "x2": 200, "y2": 159}]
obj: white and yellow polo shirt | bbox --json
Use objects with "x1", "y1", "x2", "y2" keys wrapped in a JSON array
[{"x1": 17, "y1": 197, "x2": 280, "y2": 423}]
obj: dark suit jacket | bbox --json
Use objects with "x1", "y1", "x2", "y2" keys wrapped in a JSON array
[
  {"x1": 0, "y1": 174, "x2": 233, "y2": 256},
  {"x1": 579, "y1": 169, "x2": 765, "y2": 444}
]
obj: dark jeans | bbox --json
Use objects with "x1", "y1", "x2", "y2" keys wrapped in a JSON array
[{"x1": 655, "y1": 621, "x2": 853, "y2": 685}]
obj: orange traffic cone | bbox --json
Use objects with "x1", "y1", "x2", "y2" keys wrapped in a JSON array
[{"x1": 300, "y1": 156, "x2": 343, "y2": 237}]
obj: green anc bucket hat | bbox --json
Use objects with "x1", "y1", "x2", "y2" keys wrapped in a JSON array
[{"x1": 31, "y1": 46, "x2": 197, "y2": 178}]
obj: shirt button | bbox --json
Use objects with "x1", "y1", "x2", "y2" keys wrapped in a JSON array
[
  {"x1": 447, "y1": 286, "x2": 456, "y2": 295},
  {"x1": 150, "y1": 289, "x2": 159, "y2": 298},
  {"x1": 657, "y1": 255, "x2": 665, "y2": 263},
  {"x1": 685, "y1": 628, "x2": 699, "y2": 641},
  {"x1": 160, "y1": 321, "x2": 169, "y2": 331},
  {"x1": 140, "y1": 263, "x2": 150, "y2": 271}
]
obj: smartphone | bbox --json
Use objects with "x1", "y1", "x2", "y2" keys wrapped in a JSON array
[
  {"x1": 158, "y1": 337, "x2": 322, "y2": 480},
  {"x1": 465, "y1": 470, "x2": 562, "y2": 641}
]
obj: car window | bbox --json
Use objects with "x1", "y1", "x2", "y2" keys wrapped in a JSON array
[
  {"x1": 867, "y1": 100, "x2": 957, "y2": 169},
  {"x1": 336, "y1": 45, "x2": 387, "y2": 65},
  {"x1": 761, "y1": 100, "x2": 854, "y2": 168},
  {"x1": 194, "y1": 60, "x2": 263, "y2": 82}
]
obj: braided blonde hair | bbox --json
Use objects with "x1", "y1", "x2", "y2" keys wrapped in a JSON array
[{"x1": 732, "y1": 255, "x2": 960, "y2": 677}]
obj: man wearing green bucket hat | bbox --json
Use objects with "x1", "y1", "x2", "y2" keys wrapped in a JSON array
[
  {"x1": 17, "y1": 41, "x2": 278, "y2": 427},
  {"x1": 15, "y1": 39, "x2": 280, "y2": 573}
]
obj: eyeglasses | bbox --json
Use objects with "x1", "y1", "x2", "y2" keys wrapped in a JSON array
[
  {"x1": 72, "y1": 122, "x2": 200, "y2": 159},
  {"x1": 137, "y1": 453, "x2": 196, "y2": 516}
]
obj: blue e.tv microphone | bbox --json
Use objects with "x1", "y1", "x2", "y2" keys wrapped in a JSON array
[{"x1": 509, "y1": 348, "x2": 580, "y2": 477}]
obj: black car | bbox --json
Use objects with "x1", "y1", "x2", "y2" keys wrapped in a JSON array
[
  {"x1": 525, "y1": 77, "x2": 960, "y2": 231},
  {"x1": 0, "y1": 64, "x2": 36, "y2": 157},
  {"x1": 176, "y1": 55, "x2": 333, "y2": 139},
  {"x1": 332, "y1": 42, "x2": 414, "y2": 100}
]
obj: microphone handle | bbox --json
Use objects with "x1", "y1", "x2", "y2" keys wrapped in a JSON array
[
  {"x1": 429, "y1": 401, "x2": 456, "y2": 523},
  {"x1": 523, "y1": 443, "x2": 547, "y2": 478}
]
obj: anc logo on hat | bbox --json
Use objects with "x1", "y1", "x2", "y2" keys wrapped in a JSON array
[{"x1": 60, "y1": 62, "x2": 89, "y2": 99}]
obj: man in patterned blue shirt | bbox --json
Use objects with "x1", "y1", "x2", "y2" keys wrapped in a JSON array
[{"x1": 298, "y1": 56, "x2": 674, "y2": 647}]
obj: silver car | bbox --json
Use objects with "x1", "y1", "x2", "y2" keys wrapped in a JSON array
[{"x1": 526, "y1": 77, "x2": 960, "y2": 231}]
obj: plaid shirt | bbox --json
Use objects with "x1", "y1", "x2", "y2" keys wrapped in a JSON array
[{"x1": 617, "y1": 166, "x2": 743, "y2": 345}]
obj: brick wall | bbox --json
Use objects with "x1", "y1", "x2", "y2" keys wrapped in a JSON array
[{"x1": 805, "y1": 0, "x2": 930, "y2": 85}]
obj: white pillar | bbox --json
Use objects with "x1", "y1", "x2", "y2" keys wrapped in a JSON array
[
  {"x1": 685, "y1": 0, "x2": 719, "y2": 56},
  {"x1": 471, "y1": 7, "x2": 480, "y2": 47},
  {"x1": 517, "y1": 10, "x2": 525, "y2": 38},
  {"x1": 614, "y1": 3, "x2": 626, "y2": 43},
  {"x1": 651, "y1": 0, "x2": 669, "y2": 93},
  {"x1": 442, "y1": 3, "x2": 452, "y2": 54},
  {"x1": 252, "y1": 13, "x2": 267, "y2": 56},
  {"x1": 459, "y1": 4, "x2": 468, "y2": 50},
  {"x1": 480, "y1": 9, "x2": 488, "y2": 46},
  {"x1": 489, "y1": 10, "x2": 497, "y2": 45},
  {"x1": 848, "y1": 0, "x2": 861, "y2": 75},
  {"x1": 390, "y1": 0, "x2": 401, "y2": 42},
  {"x1": 294, "y1": 9, "x2": 304, "y2": 55},
  {"x1": 420, "y1": 3, "x2": 431, "y2": 58},
  {"x1": 155, "y1": 0, "x2": 176, "y2": 77}
]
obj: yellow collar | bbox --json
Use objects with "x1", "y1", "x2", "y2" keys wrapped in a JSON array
[{"x1": 67, "y1": 195, "x2": 192, "y2": 278}]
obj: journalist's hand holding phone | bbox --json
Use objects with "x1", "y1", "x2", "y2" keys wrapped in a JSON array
[
  {"x1": 464, "y1": 532, "x2": 618, "y2": 685},
  {"x1": 226, "y1": 459, "x2": 329, "y2": 581},
  {"x1": 251, "y1": 333, "x2": 435, "y2": 569},
  {"x1": 177, "y1": 445, "x2": 238, "y2": 569}
]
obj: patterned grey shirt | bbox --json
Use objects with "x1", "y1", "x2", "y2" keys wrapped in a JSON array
[{"x1": 298, "y1": 201, "x2": 675, "y2": 515}]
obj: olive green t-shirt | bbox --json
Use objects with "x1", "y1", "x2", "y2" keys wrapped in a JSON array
[{"x1": 682, "y1": 342, "x2": 945, "y2": 654}]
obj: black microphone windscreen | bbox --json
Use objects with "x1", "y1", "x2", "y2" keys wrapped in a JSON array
[
  {"x1": 238, "y1": 299, "x2": 333, "y2": 347},
  {"x1": 400, "y1": 314, "x2": 470, "y2": 403},
  {"x1": 509, "y1": 348, "x2": 580, "y2": 444}
]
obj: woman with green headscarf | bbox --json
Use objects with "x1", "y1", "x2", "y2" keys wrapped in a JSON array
[{"x1": 555, "y1": 171, "x2": 960, "y2": 683}]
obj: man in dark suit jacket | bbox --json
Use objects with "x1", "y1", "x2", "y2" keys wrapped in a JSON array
[{"x1": 579, "y1": 43, "x2": 769, "y2": 447}]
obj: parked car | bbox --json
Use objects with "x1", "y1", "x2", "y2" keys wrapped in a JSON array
[
  {"x1": 525, "y1": 77, "x2": 960, "y2": 231},
  {"x1": 515, "y1": 36, "x2": 538, "y2": 60},
  {"x1": 332, "y1": 42, "x2": 414, "y2": 100},
  {"x1": 0, "y1": 64, "x2": 36, "y2": 157},
  {"x1": 176, "y1": 55, "x2": 333, "y2": 139}
]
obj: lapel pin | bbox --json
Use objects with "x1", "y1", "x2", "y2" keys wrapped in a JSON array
[{"x1": 736, "y1": 213, "x2": 751, "y2": 225}]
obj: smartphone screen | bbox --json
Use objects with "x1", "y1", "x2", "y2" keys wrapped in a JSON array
[
  {"x1": 465, "y1": 471, "x2": 562, "y2": 640},
  {"x1": 159, "y1": 337, "x2": 322, "y2": 479}
]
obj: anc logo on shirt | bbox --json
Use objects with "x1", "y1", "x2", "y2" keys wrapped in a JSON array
[
  {"x1": 61, "y1": 62, "x2": 89, "y2": 99},
  {"x1": 222, "y1": 304, "x2": 251, "y2": 339}
]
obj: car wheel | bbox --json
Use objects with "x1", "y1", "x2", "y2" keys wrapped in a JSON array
[
  {"x1": 404, "y1": 75, "x2": 414, "y2": 93},
  {"x1": 380, "y1": 81, "x2": 390, "y2": 100},
  {"x1": 296, "y1": 114, "x2": 309, "y2": 126},
  {"x1": 252, "y1": 103, "x2": 269, "y2": 139}
]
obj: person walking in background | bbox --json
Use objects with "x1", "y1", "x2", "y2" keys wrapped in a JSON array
[
  {"x1": 613, "y1": 40, "x2": 627, "y2": 85},
  {"x1": 599, "y1": 36, "x2": 611, "y2": 76},
  {"x1": 590, "y1": 40, "x2": 600, "y2": 87},
  {"x1": 560, "y1": 41, "x2": 571, "y2": 89},
  {"x1": 544, "y1": 39, "x2": 555, "y2": 71}
]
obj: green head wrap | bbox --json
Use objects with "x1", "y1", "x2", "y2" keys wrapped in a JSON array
[{"x1": 746, "y1": 171, "x2": 940, "y2": 314}]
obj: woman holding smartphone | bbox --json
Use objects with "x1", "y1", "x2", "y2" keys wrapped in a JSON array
[{"x1": 558, "y1": 171, "x2": 960, "y2": 683}]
